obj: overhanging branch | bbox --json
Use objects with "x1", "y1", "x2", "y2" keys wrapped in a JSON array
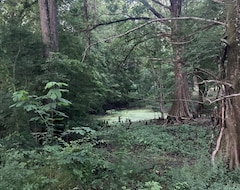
[
  {"x1": 90, "y1": 17, "x2": 151, "y2": 31},
  {"x1": 91, "y1": 16, "x2": 225, "y2": 32},
  {"x1": 155, "y1": 17, "x2": 226, "y2": 26},
  {"x1": 82, "y1": 17, "x2": 225, "y2": 62}
]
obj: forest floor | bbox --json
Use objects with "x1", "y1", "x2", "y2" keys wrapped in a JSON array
[
  {"x1": 1, "y1": 117, "x2": 240, "y2": 190},
  {"x1": 94, "y1": 118, "x2": 240, "y2": 189}
]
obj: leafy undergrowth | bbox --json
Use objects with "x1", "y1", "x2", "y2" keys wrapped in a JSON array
[{"x1": 1, "y1": 123, "x2": 240, "y2": 189}]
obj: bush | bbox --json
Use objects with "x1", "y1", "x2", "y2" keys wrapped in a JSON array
[{"x1": 167, "y1": 158, "x2": 240, "y2": 190}]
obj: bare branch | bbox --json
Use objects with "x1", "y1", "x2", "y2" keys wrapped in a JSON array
[
  {"x1": 207, "y1": 93, "x2": 240, "y2": 104},
  {"x1": 193, "y1": 67, "x2": 218, "y2": 80},
  {"x1": 151, "y1": 0, "x2": 170, "y2": 10},
  {"x1": 212, "y1": 0, "x2": 224, "y2": 4},
  {"x1": 90, "y1": 16, "x2": 225, "y2": 32},
  {"x1": 82, "y1": 17, "x2": 225, "y2": 62},
  {"x1": 104, "y1": 20, "x2": 155, "y2": 41},
  {"x1": 90, "y1": 17, "x2": 151, "y2": 31},
  {"x1": 187, "y1": 23, "x2": 218, "y2": 38},
  {"x1": 197, "y1": 80, "x2": 232, "y2": 87},
  {"x1": 121, "y1": 35, "x2": 159, "y2": 63},
  {"x1": 81, "y1": 20, "x2": 154, "y2": 63},
  {"x1": 139, "y1": 0, "x2": 165, "y2": 18},
  {"x1": 91, "y1": 16, "x2": 225, "y2": 32},
  {"x1": 156, "y1": 17, "x2": 226, "y2": 26}
]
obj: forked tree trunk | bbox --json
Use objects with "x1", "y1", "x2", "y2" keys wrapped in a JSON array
[
  {"x1": 168, "y1": 0, "x2": 192, "y2": 120},
  {"x1": 38, "y1": 0, "x2": 58, "y2": 58},
  {"x1": 212, "y1": 0, "x2": 240, "y2": 169}
]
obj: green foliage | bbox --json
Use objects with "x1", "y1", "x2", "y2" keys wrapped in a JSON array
[
  {"x1": 138, "y1": 181, "x2": 162, "y2": 190},
  {"x1": 122, "y1": 181, "x2": 162, "y2": 190},
  {"x1": 168, "y1": 158, "x2": 240, "y2": 190},
  {"x1": 10, "y1": 82, "x2": 71, "y2": 143},
  {"x1": 0, "y1": 133, "x2": 107, "y2": 190},
  {"x1": 0, "y1": 91, "x2": 15, "y2": 136},
  {"x1": 0, "y1": 122, "x2": 240, "y2": 189},
  {"x1": 0, "y1": 1, "x2": 238, "y2": 189}
]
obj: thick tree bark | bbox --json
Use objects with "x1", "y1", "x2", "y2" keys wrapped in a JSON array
[
  {"x1": 139, "y1": 0, "x2": 191, "y2": 120},
  {"x1": 84, "y1": 0, "x2": 91, "y2": 47},
  {"x1": 168, "y1": 0, "x2": 192, "y2": 120},
  {"x1": 48, "y1": 0, "x2": 58, "y2": 52},
  {"x1": 38, "y1": 0, "x2": 58, "y2": 58},
  {"x1": 212, "y1": 0, "x2": 240, "y2": 169},
  {"x1": 168, "y1": 47, "x2": 191, "y2": 119},
  {"x1": 38, "y1": 0, "x2": 51, "y2": 58}
]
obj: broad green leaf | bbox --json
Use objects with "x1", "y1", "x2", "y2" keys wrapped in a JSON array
[
  {"x1": 12, "y1": 90, "x2": 29, "y2": 102},
  {"x1": 29, "y1": 117, "x2": 41, "y2": 121},
  {"x1": 47, "y1": 89, "x2": 62, "y2": 100},
  {"x1": 45, "y1": 82, "x2": 58, "y2": 90},
  {"x1": 58, "y1": 97, "x2": 72, "y2": 106},
  {"x1": 24, "y1": 104, "x2": 37, "y2": 112}
]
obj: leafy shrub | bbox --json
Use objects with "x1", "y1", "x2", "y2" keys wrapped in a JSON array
[
  {"x1": 0, "y1": 134, "x2": 108, "y2": 190},
  {"x1": 167, "y1": 158, "x2": 240, "y2": 190},
  {"x1": 1, "y1": 121, "x2": 240, "y2": 190}
]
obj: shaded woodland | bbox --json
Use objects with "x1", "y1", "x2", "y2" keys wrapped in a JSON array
[{"x1": 1, "y1": 0, "x2": 240, "y2": 189}]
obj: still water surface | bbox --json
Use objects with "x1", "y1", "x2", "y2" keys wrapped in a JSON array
[{"x1": 97, "y1": 108, "x2": 163, "y2": 123}]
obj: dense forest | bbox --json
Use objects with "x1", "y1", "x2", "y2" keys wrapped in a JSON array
[{"x1": 1, "y1": 0, "x2": 240, "y2": 189}]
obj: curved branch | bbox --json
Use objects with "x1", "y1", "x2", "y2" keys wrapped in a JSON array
[
  {"x1": 82, "y1": 17, "x2": 225, "y2": 62},
  {"x1": 121, "y1": 35, "x2": 159, "y2": 63},
  {"x1": 197, "y1": 80, "x2": 232, "y2": 87},
  {"x1": 193, "y1": 67, "x2": 218, "y2": 80},
  {"x1": 89, "y1": 16, "x2": 225, "y2": 32}
]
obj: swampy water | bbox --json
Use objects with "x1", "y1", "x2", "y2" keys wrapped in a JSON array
[{"x1": 96, "y1": 108, "x2": 164, "y2": 123}]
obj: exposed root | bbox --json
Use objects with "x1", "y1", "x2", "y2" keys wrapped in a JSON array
[{"x1": 211, "y1": 127, "x2": 224, "y2": 165}]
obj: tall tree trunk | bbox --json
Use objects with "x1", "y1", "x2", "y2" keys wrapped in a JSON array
[
  {"x1": 38, "y1": 0, "x2": 51, "y2": 58},
  {"x1": 168, "y1": 0, "x2": 192, "y2": 120},
  {"x1": 48, "y1": 0, "x2": 58, "y2": 52},
  {"x1": 138, "y1": 0, "x2": 191, "y2": 120},
  {"x1": 84, "y1": 0, "x2": 91, "y2": 47},
  {"x1": 212, "y1": 0, "x2": 240, "y2": 169},
  {"x1": 38, "y1": 0, "x2": 58, "y2": 58}
]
